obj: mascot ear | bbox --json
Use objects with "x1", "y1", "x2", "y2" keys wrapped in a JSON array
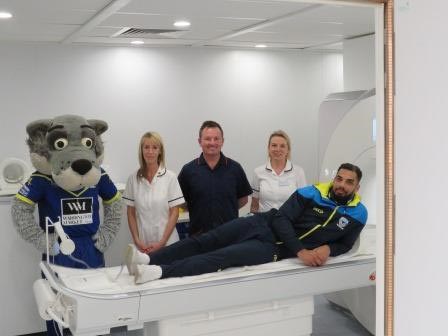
[
  {"x1": 26, "y1": 119, "x2": 53, "y2": 175},
  {"x1": 26, "y1": 119, "x2": 53, "y2": 140},
  {"x1": 87, "y1": 119, "x2": 108, "y2": 136}
]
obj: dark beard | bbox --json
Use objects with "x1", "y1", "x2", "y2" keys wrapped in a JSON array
[{"x1": 329, "y1": 187, "x2": 354, "y2": 205}]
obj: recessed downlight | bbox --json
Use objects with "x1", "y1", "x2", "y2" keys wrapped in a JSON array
[
  {"x1": 131, "y1": 40, "x2": 144, "y2": 45},
  {"x1": 0, "y1": 11, "x2": 12, "y2": 19},
  {"x1": 174, "y1": 20, "x2": 191, "y2": 28}
]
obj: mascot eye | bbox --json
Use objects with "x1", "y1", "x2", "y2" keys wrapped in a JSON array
[
  {"x1": 82, "y1": 137, "x2": 94, "y2": 148},
  {"x1": 54, "y1": 138, "x2": 68, "y2": 150}
]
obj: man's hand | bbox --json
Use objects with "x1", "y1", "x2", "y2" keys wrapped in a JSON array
[
  {"x1": 297, "y1": 245, "x2": 331, "y2": 267},
  {"x1": 313, "y1": 245, "x2": 331, "y2": 265},
  {"x1": 297, "y1": 249, "x2": 320, "y2": 266}
]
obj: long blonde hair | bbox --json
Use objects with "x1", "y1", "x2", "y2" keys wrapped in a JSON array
[
  {"x1": 268, "y1": 130, "x2": 291, "y2": 160},
  {"x1": 137, "y1": 132, "x2": 165, "y2": 178}
]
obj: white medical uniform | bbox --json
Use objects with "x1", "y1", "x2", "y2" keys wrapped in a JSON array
[
  {"x1": 251, "y1": 160, "x2": 307, "y2": 212},
  {"x1": 123, "y1": 167, "x2": 185, "y2": 245}
]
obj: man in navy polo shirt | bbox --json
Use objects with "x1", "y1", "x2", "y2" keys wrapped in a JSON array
[{"x1": 178, "y1": 120, "x2": 252, "y2": 235}]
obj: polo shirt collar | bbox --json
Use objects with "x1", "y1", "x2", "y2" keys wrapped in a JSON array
[
  {"x1": 156, "y1": 165, "x2": 167, "y2": 177},
  {"x1": 197, "y1": 152, "x2": 228, "y2": 167},
  {"x1": 265, "y1": 159, "x2": 293, "y2": 173}
]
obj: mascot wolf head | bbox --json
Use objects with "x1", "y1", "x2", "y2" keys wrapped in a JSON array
[{"x1": 26, "y1": 114, "x2": 108, "y2": 191}]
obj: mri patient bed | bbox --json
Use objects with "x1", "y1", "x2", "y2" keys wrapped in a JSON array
[{"x1": 35, "y1": 247, "x2": 375, "y2": 336}]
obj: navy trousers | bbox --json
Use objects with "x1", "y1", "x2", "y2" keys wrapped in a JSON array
[{"x1": 150, "y1": 214, "x2": 278, "y2": 278}]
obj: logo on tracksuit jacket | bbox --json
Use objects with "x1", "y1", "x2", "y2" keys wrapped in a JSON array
[{"x1": 337, "y1": 216, "x2": 349, "y2": 230}]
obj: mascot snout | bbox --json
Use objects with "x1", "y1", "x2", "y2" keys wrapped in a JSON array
[{"x1": 72, "y1": 159, "x2": 92, "y2": 175}]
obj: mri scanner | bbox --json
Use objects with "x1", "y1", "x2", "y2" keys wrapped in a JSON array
[
  {"x1": 32, "y1": 90, "x2": 377, "y2": 336},
  {"x1": 319, "y1": 89, "x2": 377, "y2": 334}
]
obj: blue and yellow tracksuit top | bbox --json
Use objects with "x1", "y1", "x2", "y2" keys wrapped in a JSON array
[{"x1": 269, "y1": 182, "x2": 368, "y2": 257}]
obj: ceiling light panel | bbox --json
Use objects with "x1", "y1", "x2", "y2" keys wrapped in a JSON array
[
  {"x1": 0, "y1": 12, "x2": 13, "y2": 19},
  {"x1": 173, "y1": 20, "x2": 190, "y2": 27}
]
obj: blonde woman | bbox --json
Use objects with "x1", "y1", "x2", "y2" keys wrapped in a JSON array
[
  {"x1": 250, "y1": 130, "x2": 307, "y2": 213},
  {"x1": 123, "y1": 132, "x2": 184, "y2": 253}
]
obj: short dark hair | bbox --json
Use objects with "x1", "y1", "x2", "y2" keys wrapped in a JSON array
[
  {"x1": 337, "y1": 163, "x2": 363, "y2": 182},
  {"x1": 199, "y1": 120, "x2": 224, "y2": 138}
]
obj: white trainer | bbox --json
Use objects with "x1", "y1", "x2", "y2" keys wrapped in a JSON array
[
  {"x1": 135, "y1": 265, "x2": 163, "y2": 284},
  {"x1": 125, "y1": 244, "x2": 150, "y2": 276}
]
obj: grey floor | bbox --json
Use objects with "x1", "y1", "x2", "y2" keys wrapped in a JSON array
[
  {"x1": 27, "y1": 295, "x2": 372, "y2": 336},
  {"x1": 312, "y1": 295, "x2": 372, "y2": 336}
]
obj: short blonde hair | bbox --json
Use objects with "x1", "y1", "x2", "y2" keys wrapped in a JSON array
[
  {"x1": 137, "y1": 132, "x2": 165, "y2": 178},
  {"x1": 268, "y1": 130, "x2": 291, "y2": 160}
]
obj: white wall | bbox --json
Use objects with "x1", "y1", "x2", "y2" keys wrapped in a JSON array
[
  {"x1": 343, "y1": 34, "x2": 376, "y2": 91},
  {"x1": 0, "y1": 43, "x2": 343, "y2": 184},
  {"x1": 0, "y1": 43, "x2": 343, "y2": 335},
  {"x1": 341, "y1": 34, "x2": 377, "y2": 222},
  {"x1": 395, "y1": 1, "x2": 448, "y2": 335}
]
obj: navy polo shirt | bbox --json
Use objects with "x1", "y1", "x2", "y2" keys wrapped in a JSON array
[{"x1": 178, "y1": 153, "x2": 252, "y2": 235}]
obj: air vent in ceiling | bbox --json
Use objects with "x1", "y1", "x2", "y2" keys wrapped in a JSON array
[{"x1": 114, "y1": 27, "x2": 188, "y2": 39}]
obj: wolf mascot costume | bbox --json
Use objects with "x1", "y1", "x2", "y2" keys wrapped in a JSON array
[
  {"x1": 11, "y1": 114, "x2": 122, "y2": 267},
  {"x1": 11, "y1": 115, "x2": 122, "y2": 335}
]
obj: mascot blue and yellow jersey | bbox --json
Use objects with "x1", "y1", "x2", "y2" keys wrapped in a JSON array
[{"x1": 16, "y1": 169, "x2": 120, "y2": 268}]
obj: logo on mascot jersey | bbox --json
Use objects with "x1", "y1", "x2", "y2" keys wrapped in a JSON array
[{"x1": 60, "y1": 197, "x2": 93, "y2": 225}]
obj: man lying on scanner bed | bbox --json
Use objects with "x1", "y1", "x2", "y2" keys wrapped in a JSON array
[{"x1": 125, "y1": 163, "x2": 367, "y2": 283}]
